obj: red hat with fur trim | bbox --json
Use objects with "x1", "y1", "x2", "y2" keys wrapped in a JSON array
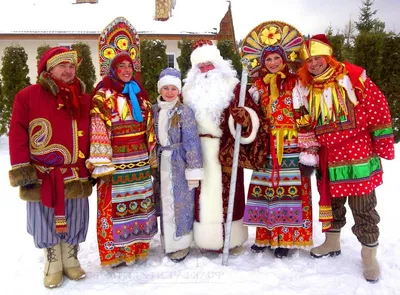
[{"x1": 37, "y1": 46, "x2": 79, "y2": 75}]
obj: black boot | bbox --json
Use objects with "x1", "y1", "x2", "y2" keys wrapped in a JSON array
[
  {"x1": 250, "y1": 244, "x2": 267, "y2": 253},
  {"x1": 274, "y1": 247, "x2": 289, "y2": 258}
]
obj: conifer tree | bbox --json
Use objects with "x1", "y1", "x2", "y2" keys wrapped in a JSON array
[
  {"x1": 217, "y1": 39, "x2": 242, "y2": 77},
  {"x1": 140, "y1": 39, "x2": 167, "y2": 103},
  {"x1": 354, "y1": 32, "x2": 385, "y2": 86},
  {"x1": 380, "y1": 34, "x2": 400, "y2": 142},
  {"x1": 71, "y1": 42, "x2": 97, "y2": 94},
  {"x1": 176, "y1": 38, "x2": 193, "y2": 79},
  {"x1": 356, "y1": 0, "x2": 385, "y2": 33},
  {"x1": 326, "y1": 27, "x2": 345, "y2": 62},
  {"x1": 0, "y1": 78, "x2": 3, "y2": 110},
  {"x1": 342, "y1": 18, "x2": 357, "y2": 62},
  {"x1": 0, "y1": 45, "x2": 30, "y2": 135}
]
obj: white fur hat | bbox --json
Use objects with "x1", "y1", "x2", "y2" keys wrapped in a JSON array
[
  {"x1": 157, "y1": 67, "x2": 182, "y2": 93},
  {"x1": 190, "y1": 44, "x2": 223, "y2": 66}
]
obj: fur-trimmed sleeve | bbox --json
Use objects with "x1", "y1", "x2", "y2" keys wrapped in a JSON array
[{"x1": 8, "y1": 89, "x2": 38, "y2": 187}]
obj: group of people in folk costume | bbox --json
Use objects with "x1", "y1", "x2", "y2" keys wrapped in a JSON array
[{"x1": 8, "y1": 17, "x2": 395, "y2": 288}]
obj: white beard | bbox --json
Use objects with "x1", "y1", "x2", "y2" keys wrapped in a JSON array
[{"x1": 182, "y1": 61, "x2": 239, "y2": 127}]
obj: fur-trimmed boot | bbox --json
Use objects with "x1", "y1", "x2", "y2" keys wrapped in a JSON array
[
  {"x1": 310, "y1": 230, "x2": 341, "y2": 258},
  {"x1": 361, "y1": 243, "x2": 380, "y2": 282},
  {"x1": 44, "y1": 244, "x2": 63, "y2": 288},
  {"x1": 61, "y1": 242, "x2": 86, "y2": 280}
]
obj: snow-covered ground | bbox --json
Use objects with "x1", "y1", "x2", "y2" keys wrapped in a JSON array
[{"x1": 1, "y1": 136, "x2": 399, "y2": 295}]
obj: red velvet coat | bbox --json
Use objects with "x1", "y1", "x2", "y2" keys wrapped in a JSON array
[{"x1": 8, "y1": 77, "x2": 92, "y2": 202}]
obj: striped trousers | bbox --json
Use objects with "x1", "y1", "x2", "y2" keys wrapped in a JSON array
[
  {"x1": 27, "y1": 198, "x2": 89, "y2": 249},
  {"x1": 330, "y1": 190, "x2": 380, "y2": 245}
]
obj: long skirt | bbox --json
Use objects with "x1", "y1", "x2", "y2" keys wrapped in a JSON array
[
  {"x1": 96, "y1": 126, "x2": 158, "y2": 267},
  {"x1": 253, "y1": 176, "x2": 313, "y2": 248}
]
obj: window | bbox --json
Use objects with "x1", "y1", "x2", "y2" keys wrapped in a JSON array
[{"x1": 167, "y1": 54, "x2": 175, "y2": 68}]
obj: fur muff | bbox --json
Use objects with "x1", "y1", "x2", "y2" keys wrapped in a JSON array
[
  {"x1": 19, "y1": 180, "x2": 92, "y2": 201},
  {"x1": 9, "y1": 164, "x2": 37, "y2": 187}
]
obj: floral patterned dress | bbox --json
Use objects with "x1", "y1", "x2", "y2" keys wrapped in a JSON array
[
  {"x1": 243, "y1": 71, "x2": 313, "y2": 249},
  {"x1": 87, "y1": 87, "x2": 157, "y2": 267}
]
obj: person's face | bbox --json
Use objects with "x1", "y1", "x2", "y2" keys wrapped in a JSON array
[
  {"x1": 198, "y1": 62, "x2": 215, "y2": 73},
  {"x1": 160, "y1": 85, "x2": 179, "y2": 102},
  {"x1": 116, "y1": 60, "x2": 133, "y2": 82},
  {"x1": 49, "y1": 63, "x2": 76, "y2": 84},
  {"x1": 264, "y1": 53, "x2": 284, "y2": 73},
  {"x1": 306, "y1": 56, "x2": 328, "y2": 76}
]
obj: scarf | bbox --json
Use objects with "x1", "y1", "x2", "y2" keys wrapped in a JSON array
[
  {"x1": 157, "y1": 96, "x2": 180, "y2": 128},
  {"x1": 317, "y1": 146, "x2": 334, "y2": 232},
  {"x1": 259, "y1": 65, "x2": 296, "y2": 168},
  {"x1": 122, "y1": 81, "x2": 143, "y2": 122},
  {"x1": 40, "y1": 71, "x2": 83, "y2": 119},
  {"x1": 93, "y1": 75, "x2": 144, "y2": 122},
  {"x1": 308, "y1": 63, "x2": 352, "y2": 128},
  {"x1": 263, "y1": 70, "x2": 286, "y2": 103}
]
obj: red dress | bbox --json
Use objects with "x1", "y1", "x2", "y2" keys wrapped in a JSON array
[{"x1": 243, "y1": 71, "x2": 313, "y2": 249}]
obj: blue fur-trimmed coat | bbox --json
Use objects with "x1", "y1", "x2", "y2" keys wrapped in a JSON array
[{"x1": 152, "y1": 99, "x2": 203, "y2": 237}]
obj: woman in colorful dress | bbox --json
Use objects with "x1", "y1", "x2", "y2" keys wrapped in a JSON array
[
  {"x1": 242, "y1": 21, "x2": 313, "y2": 258},
  {"x1": 152, "y1": 68, "x2": 203, "y2": 262},
  {"x1": 86, "y1": 17, "x2": 157, "y2": 267}
]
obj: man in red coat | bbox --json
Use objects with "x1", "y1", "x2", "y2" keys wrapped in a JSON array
[
  {"x1": 294, "y1": 34, "x2": 395, "y2": 282},
  {"x1": 8, "y1": 47, "x2": 92, "y2": 288}
]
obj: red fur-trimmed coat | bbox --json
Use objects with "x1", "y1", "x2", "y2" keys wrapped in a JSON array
[
  {"x1": 8, "y1": 76, "x2": 92, "y2": 202},
  {"x1": 191, "y1": 84, "x2": 263, "y2": 251}
]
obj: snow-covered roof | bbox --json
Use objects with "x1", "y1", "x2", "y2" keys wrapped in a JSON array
[{"x1": 0, "y1": 0, "x2": 229, "y2": 35}]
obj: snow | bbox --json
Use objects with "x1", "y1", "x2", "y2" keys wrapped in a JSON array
[
  {"x1": 1, "y1": 136, "x2": 399, "y2": 295},
  {"x1": 0, "y1": 0, "x2": 228, "y2": 35}
]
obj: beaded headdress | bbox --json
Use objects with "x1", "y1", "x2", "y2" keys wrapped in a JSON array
[
  {"x1": 241, "y1": 20, "x2": 304, "y2": 78},
  {"x1": 98, "y1": 16, "x2": 140, "y2": 77}
]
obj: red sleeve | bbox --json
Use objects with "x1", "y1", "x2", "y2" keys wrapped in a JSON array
[
  {"x1": 8, "y1": 88, "x2": 38, "y2": 187},
  {"x1": 9, "y1": 89, "x2": 31, "y2": 166},
  {"x1": 360, "y1": 77, "x2": 395, "y2": 160}
]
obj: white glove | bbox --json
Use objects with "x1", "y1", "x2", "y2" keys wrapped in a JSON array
[
  {"x1": 187, "y1": 180, "x2": 199, "y2": 190},
  {"x1": 248, "y1": 86, "x2": 260, "y2": 104}
]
